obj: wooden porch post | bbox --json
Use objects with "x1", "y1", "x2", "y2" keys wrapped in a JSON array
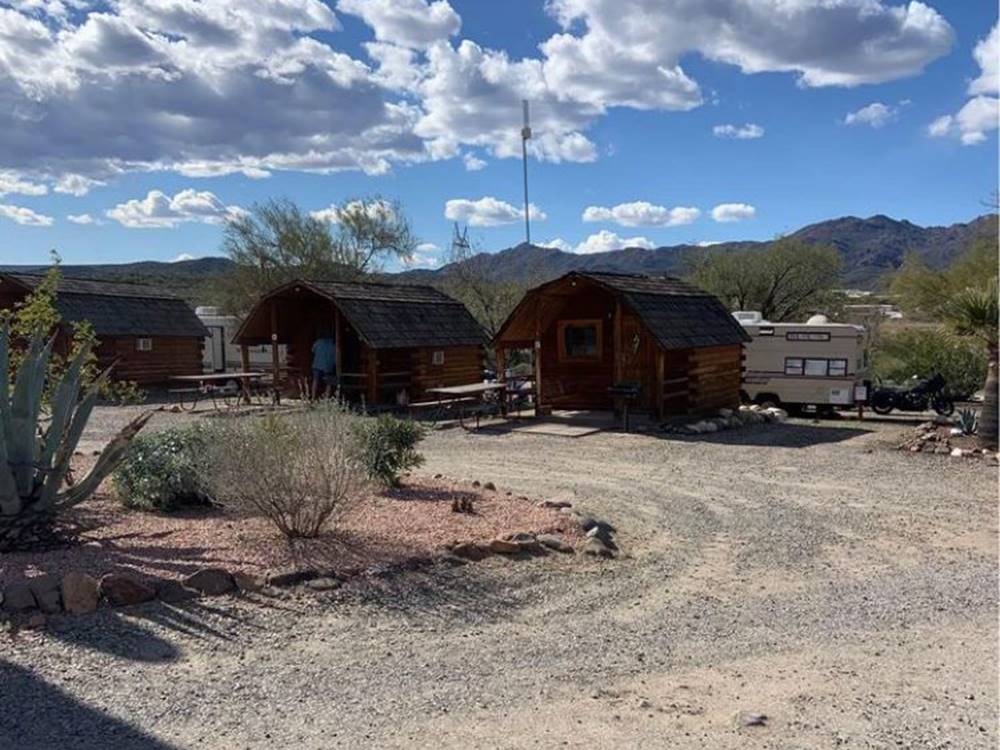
[
  {"x1": 655, "y1": 349, "x2": 665, "y2": 420},
  {"x1": 612, "y1": 300, "x2": 623, "y2": 383},
  {"x1": 333, "y1": 304, "x2": 343, "y2": 398},
  {"x1": 269, "y1": 299, "x2": 281, "y2": 404},
  {"x1": 240, "y1": 344, "x2": 250, "y2": 372},
  {"x1": 533, "y1": 297, "x2": 543, "y2": 413},
  {"x1": 366, "y1": 345, "x2": 378, "y2": 407}
]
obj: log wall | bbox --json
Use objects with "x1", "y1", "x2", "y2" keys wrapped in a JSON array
[{"x1": 97, "y1": 336, "x2": 204, "y2": 385}]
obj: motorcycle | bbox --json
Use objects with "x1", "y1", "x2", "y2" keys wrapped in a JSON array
[{"x1": 870, "y1": 373, "x2": 954, "y2": 416}]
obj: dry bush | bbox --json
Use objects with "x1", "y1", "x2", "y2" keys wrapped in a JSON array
[{"x1": 203, "y1": 404, "x2": 368, "y2": 538}]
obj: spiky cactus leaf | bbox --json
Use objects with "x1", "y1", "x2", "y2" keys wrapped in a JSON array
[
  {"x1": 56, "y1": 408, "x2": 156, "y2": 509},
  {"x1": 8, "y1": 335, "x2": 54, "y2": 498},
  {"x1": 0, "y1": 326, "x2": 18, "y2": 514},
  {"x1": 37, "y1": 342, "x2": 90, "y2": 476}
]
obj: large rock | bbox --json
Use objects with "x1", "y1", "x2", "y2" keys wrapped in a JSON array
[
  {"x1": 99, "y1": 574, "x2": 156, "y2": 607},
  {"x1": 2, "y1": 582, "x2": 37, "y2": 612},
  {"x1": 537, "y1": 534, "x2": 574, "y2": 553},
  {"x1": 183, "y1": 568, "x2": 235, "y2": 596},
  {"x1": 582, "y1": 537, "x2": 615, "y2": 559},
  {"x1": 232, "y1": 572, "x2": 265, "y2": 593},
  {"x1": 29, "y1": 575, "x2": 62, "y2": 614},
  {"x1": 489, "y1": 538, "x2": 522, "y2": 555},
  {"x1": 156, "y1": 579, "x2": 198, "y2": 604},
  {"x1": 61, "y1": 572, "x2": 99, "y2": 615},
  {"x1": 450, "y1": 542, "x2": 492, "y2": 561}
]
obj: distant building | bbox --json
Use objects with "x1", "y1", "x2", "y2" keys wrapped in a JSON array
[{"x1": 196, "y1": 306, "x2": 285, "y2": 373}]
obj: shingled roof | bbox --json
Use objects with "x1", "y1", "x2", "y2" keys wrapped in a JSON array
[
  {"x1": 579, "y1": 272, "x2": 750, "y2": 350},
  {"x1": 497, "y1": 271, "x2": 749, "y2": 350},
  {"x1": 242, "y1": 279, "x2": 487, "y2": 349},
  {"x1": 0, "y1": 274, "x2": 208, "y2": 338}
]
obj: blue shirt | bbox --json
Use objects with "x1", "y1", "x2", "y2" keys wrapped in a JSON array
[{"x1": 312, "y1": 338, "x2": 336, "y2": 372}]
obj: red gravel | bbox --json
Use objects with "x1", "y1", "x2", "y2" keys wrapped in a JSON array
[{"x1": 0, "y1": 477, "x2": 580, "y2": 587}]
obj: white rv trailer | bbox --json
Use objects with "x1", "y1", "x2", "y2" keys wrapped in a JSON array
[
  {"x1": 735, "y1": 311, "x2": 868, "y2": 412},
  {"x1": 196, "y1": 306, "x2": 286, "y2": 373}
]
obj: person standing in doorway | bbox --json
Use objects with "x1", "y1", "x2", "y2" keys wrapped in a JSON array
[{"x1": 311, "y1": 325, "x2": 337, "y2": 400}]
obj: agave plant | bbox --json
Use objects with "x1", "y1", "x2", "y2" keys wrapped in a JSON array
[
  {"x1": 955, "y1": 407, "x2": 979, "y2": 436},
  {"x1": 0, "y1": 327, "x2": 152, "y2": 551}
]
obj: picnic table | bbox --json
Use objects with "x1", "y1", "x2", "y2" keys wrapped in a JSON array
[
  {"x1": 169, "y1": 371, "x2": 267, "y2": 411},
  {"x1": 425, "y1": 382, "x2": 508, "y2": 429}
]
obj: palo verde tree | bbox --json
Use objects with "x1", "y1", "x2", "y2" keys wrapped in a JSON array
[
  {"x1": 690, "y1": 238, "x2": 841, "y2": 321},
  {"x1": 219, "y1": 197, "x2": 417, "y2": 314}
]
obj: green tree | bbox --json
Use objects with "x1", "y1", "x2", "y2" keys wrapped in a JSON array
[
  {"x1": 219, "y1": 197, "x2": 417, "y2": 315},
  {"x1": 690, "y1": 239, "x2": 842, "y2": 321},
  {"x1": 888, "y1": 233, "x2": 998, "y2": 448},
  {"x1": 942, "y1": 283, "x2": 998, "y2": 450},
  {"x1": 438, "y1": 231, "x2": 527, "y2": 340}
]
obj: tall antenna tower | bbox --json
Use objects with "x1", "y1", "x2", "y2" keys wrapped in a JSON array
[
  {"x1": 451, "y1": 222, "x2": 470, "y2": 256},
  {"x1": 520, "y1": 99, "x2": 532, "y2": 245}
]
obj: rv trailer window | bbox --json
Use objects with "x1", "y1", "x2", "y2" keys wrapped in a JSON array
[
  {"x1": 804, "y1": 358, "x2": 828, "y2": 376},
  {"x1": 559, "y1": 320, "x2": 602, "y2": 360},
  {"x1": 758, "y1": 326, "x2": 774, "y2": 336},
  {"x1": 784, "y1": 358, "x2": 804, "y2": 375},
  {"x1": 786, "y1": 331, "x2": 831, "y2": 341},
  {"x1": 829, "y1": 359, "x2": 848, "y2": 376}
]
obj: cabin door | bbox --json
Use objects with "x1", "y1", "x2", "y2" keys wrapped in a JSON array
[{"x1": 621, "y1": 315, "x2": 651, "y2": 408}]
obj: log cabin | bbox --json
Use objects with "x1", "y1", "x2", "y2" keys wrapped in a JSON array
[
  {"x1": 234, "y1": 279, "x2": 487, "y2": 404},
  {"x1": 494, "y1": 271, "x2": 751, "y2": 419},
  {"x1": 0, "y1": 273, "x2": 208, "y2": 385}
]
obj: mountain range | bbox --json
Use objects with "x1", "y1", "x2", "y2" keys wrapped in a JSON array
[
  {"x1": 2, "y1": 213, "x2": 995, "y2": 301},
  {"x1": 401, "y1": 213, "x2": 997, "y2": 289}
]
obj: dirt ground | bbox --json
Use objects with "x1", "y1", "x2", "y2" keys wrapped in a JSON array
[{"x1": 2, "y1": 406, "x2": 997, "y2": 749}]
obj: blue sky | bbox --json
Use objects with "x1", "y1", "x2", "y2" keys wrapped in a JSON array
[{"x1": 0, "y1": 0, "x2": 996, "y2": 269}]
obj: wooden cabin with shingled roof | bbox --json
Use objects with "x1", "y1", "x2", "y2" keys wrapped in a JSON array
[
  {"x1": 493, "y1": 271, "x2": 750, "y2": 419},
  {"x1": 234, "y1": 279, "x2": 488, "y2": 404},
  {"x1": 0, "y1": 273, "x2": 208, "y2": 385}
]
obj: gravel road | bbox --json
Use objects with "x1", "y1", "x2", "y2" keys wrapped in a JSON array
[{"x1": 3, "y1": 410, "x2": 997, "y2": 749}]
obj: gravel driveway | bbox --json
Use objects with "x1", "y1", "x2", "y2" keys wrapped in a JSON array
[{"x1": 3, "y1": 409, "x2": 997, "y2": 749}]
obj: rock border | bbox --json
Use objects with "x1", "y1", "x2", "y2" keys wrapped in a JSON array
[
  {"x1": 1, "y1": 481, "x2": 620, "y2": 628},
  {"x1": 660, "y1": 405, "x2": 786, "y2": 436}
]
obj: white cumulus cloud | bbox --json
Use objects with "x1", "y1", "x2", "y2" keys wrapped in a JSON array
[
  {"x1": 0, "y1": 0, "x2": 956, "y2": 189},
  {"x1": 711, "y1": 203, "x2": 756, "y2": 223},
  {"x1": 0, "y1": 203, "x2": 53, "y2": 226},
  {"x1": 55, "y1": 174, "x2": 105, "y2": 196},
  {"x1": 844, "y1": 102, "x2": 897, "y2": 128},
  {"x1": 338, "y1": 0, "x2": 461, "y2": 49},
  {"x1": 310, "y1": 199, "x2": 397, "y2": 224},
  {"x1": 106, "y1": 189, "x2": 245, "y2": 228},
  {"x1": 582, "y1": 201, "x2": 700, "y2": 228},
  {"x1": 538, "y1": 238, "x2": 573, "y2": 252},
  {"x1": 929, "y1": 23, "x2": 999, "y2": 146},
  {"x1": 170, "y1": 253, "x2": 196, "y2": 262},
  {"x1": 462, "y1": 152, "x2": 486, "y2": 171},
  {"x1": 444, "y1": 196, "x2": 545, "y2": 227},
  {"x1": 713, "y1": 123, "x2": 764, "y2": 139},
  {"x1": 574, "y1": 230, "x2": 654, "y2": 255},
  {"x1": 67, "y1": 213, "x2": 97, "y2": 224},
  {"x1": 0, "y1": 171, "x2": 47, "y2": 197}
]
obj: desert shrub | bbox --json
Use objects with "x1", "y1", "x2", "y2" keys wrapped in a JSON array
[
  {"x1": 203, "y1": 404, "x2": 367, "y2": 538},
  {"x1": 355, "y1": 414, "x2": 426, "y2": 487},
  {"x1": 112, "y1": 426, "x2": 212, "y2": 512},
  {"x1": 872, "y1": 327, "x2": 987, "y2": 399}
]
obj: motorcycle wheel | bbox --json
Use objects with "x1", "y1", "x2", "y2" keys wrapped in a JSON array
[
  {"x1": 932, "y1": 397, "x2": 954, "y2": 417},
  {"x1": 871, "y1": 391, "x2": 895, "y2": 415}
]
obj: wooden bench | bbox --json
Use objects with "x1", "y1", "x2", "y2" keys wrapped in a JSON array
[{"x1": 407, "y1": 396, "x2": 478, "y2": 424}]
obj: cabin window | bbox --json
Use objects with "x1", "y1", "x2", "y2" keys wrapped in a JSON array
[
  {"x1": 828, "y1": 359, "x2": 848, "y2": 377},
  {"x1": 558, "y1": 320, "x2": 602, "y2": 361},
  {"x1": 804, "y1": 358, "x2": 828, "y2": 376},
  {"x1": 432, "y1": 350, "x2": 445, "y2": 366},
  {"x1": 784, "y1": 357, "x2": 804, "y2": 375},
  {"x1": 136, "y1": 337, "x2": 153, "y2": 352}
]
